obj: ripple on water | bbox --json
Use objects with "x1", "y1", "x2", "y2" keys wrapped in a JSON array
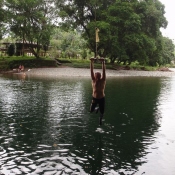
[{"x1": 1, "y1": 76, "x2": 175, "y2": 174}]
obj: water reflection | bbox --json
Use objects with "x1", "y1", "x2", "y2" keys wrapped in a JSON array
[
  {"x1": 137, "y1": 77, "x2": 175, "y2": 175},
  {"x1": 0, "y1": 75, "x2": 175, "y2": 174}
]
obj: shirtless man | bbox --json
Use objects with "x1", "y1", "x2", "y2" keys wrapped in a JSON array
[{"x1": 90, "y1": 57, "x2": 106, "y2": 125}]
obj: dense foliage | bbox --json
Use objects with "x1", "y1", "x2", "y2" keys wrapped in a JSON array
[
  {"x1": 59, "y1": 0, "x2": 174, "y2": 65},
  {"x1": 2, "y1": 0, "x2": 60, "y2": 58},
  {"x1": 0, "y1": 0, "x2": 174, "y2": 65},
  {"x1": 0, "y1": 0, "x2": 5, "y2": 39},
  {"x1": 50, "y1": 28, "x2": 90, "y2": 59}
]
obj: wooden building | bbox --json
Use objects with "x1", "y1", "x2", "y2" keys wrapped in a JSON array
[{"x1": 0, "y1": 41, "x2": 47, "y2": 57}]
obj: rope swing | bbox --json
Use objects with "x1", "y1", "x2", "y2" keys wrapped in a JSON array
[
  {"x1": 95, "y1": 27, "x2": 100, "y2": 58},
  {"x1": 94, "y1": 0, "x2": 99, "y2": 58}
]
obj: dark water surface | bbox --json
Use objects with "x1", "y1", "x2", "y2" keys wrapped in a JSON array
[{"x1": 0, "y1": 74, "x2": 175, "y2": 175}]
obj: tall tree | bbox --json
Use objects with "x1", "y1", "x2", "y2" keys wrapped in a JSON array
[
  {"x1": 59, "y1": 0, "x2": 169, "y2": 65},
  {"x1": 4, "y1": 0, "x2": 58, "y2": 58},
  {"x1": 104, "y1": 1, "x2": 159, "y2": 64},
  {"x1": 0, "y1": 0, "x2": 5, "y2": 39},
  {"x1": 50, "y1": 28, "x2": 87, "y2": 59},
  {"x1": 58, "y1": 0, "x2": 116, "y2": 55},
  {"x1": 160, "y1": 37, "x2": 175, "y2": 65}
]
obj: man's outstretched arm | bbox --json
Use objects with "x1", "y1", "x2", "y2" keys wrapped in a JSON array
[
  {"x1": 90, "y1": 58, "x2": 95, "y2": 80},
  {"x1": 101, "y1": 58, "x2": 106, "y2": 80}
]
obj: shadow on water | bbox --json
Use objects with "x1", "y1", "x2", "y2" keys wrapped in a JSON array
[{"x1": 0, "y1": 74, "x2": 175, "y2": 174}]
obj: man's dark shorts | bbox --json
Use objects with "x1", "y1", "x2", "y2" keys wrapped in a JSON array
[{"x1": 90, "y1": 97, "x2": 105, "y2": 114}]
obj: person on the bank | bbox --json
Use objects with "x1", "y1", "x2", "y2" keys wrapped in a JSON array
[
  {"x1": 90, "y1": 57, "x2": 106, "y2": 125},
  {"x1": 18, "y1": 65, "x2": 22, "y2": 72}
]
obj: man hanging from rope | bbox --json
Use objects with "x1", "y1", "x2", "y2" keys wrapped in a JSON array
[{"x1": 90, "y1": 57, "x2": 106, "y2": 125}]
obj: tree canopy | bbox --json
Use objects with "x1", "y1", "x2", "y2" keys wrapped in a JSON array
[
  {"x1": 59, "y1": 0, "x2": 174, "y2": 65},
  {"x1": 3, "y1": 0, "x2": 59, "y2": 58},
  {"x1": 50, "y1": 28, "x2": 89, "y2": 59},
  {"x1": 1, "y1": 0, "x2": 174, "y2": 65},
  {"x1": 0, "y1": 0, "x2": 5, "y2": 39}
]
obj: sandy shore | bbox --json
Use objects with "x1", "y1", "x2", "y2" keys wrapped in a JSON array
[{"x1": 24, "y1": 67, "x2": 175, "y2": 78}]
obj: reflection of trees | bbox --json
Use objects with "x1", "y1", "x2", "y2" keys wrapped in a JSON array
[
  {"x1": 0, "y1": 77, "x2": 91, "y2": 151},
  {"x1": 0, "y1": 77, "x2": 50, "y2": 151},
  {"x1": 104, "y1": 77, "x2": 162, "y2": 172},
  {"x1": 68, "y1": 77, "x2": 163, "y2": 174},
  {"x1": 0, "y1": 77, "x2": 93, "y2": 174},
  {"x1": 91, "y1": 135, "x2": 103, "y2": 175},
  {"x1": 0, "y1": 76, "x2": 164, "y2": 174},
  {"x1": 42, "y1": 78, "x2": 89, "y2": 145}
]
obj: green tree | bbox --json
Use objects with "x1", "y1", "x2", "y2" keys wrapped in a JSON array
[
  {"x1": 81, "y1": 49, "x2": 87, "y2": 59},
  {"x1": 0, "y1": 0, "x2": 5, "y2": 39},
  {"x1": 58, "y1": 0, "x2": 116, "y2": 55},
  {"x1": 50, "y1": 28, "x2": 87, "y2": 59},
  {"x1": 147, "y1": 36, "x2": 175, "y2": 66},
  {"x1": 59, "y1": 0, "x2": 169, "y2": 65},
  {"x1": 160, "y1": 37, "x2": 175, "y2": 65},
  {"x1": 4, "y1": 0, "x2": 58, "y2": 58}
]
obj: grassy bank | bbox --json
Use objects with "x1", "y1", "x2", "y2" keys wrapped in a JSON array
[
  {"x1": 56, "y1": 58, "x2": 159, "y2": 71},
  {"x1": 0, "y1": 56, "x2": 172, "y2": 72},
  {"x1": 0, "y1": 56, "x2": 57, "y2": 71}
]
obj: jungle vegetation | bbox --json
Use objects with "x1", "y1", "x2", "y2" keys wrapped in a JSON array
[{"x1": 0, "y1": 0, "x2": 174, "y2": 66}]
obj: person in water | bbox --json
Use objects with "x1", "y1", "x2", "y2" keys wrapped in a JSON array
[{"x1": 90, "y1": 57, "x2": 106, "y2": 125}]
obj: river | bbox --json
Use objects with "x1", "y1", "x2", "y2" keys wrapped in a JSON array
[{"x1": 0, "y1": 74, "x2": 175, "y2": 175}]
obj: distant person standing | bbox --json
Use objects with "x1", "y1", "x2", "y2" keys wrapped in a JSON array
[
  {"x1": 90, "y1": 57, "x2": 106, "y2": 125},
  {"x1": 21, "y1": 65, "x2": 25, "y2": 71},
  {"x1": 18, "y1": 65, "x2": 22, "y2": 72}
]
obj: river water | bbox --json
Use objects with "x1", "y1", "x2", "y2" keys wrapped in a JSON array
[{"x1": 0, "y1": 74, "x2": 175, "y2": 175}]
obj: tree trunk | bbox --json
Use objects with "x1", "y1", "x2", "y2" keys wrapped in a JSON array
[{"x1": 29, "y1": 47, "x2": 40, "y2": 59}]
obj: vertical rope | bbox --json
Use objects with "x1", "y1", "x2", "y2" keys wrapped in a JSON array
[{"x1": 95, "y1": 0, "x2": 97, "y2": 58}]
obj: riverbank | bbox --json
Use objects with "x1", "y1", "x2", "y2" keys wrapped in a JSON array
[{"x1": 22, "y1": 67, "x2": 175, "y2": 78}]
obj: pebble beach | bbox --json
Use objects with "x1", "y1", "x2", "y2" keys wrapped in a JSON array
[{"x1": 25, "y1": 67, "x2": 175, "y2": 78}]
